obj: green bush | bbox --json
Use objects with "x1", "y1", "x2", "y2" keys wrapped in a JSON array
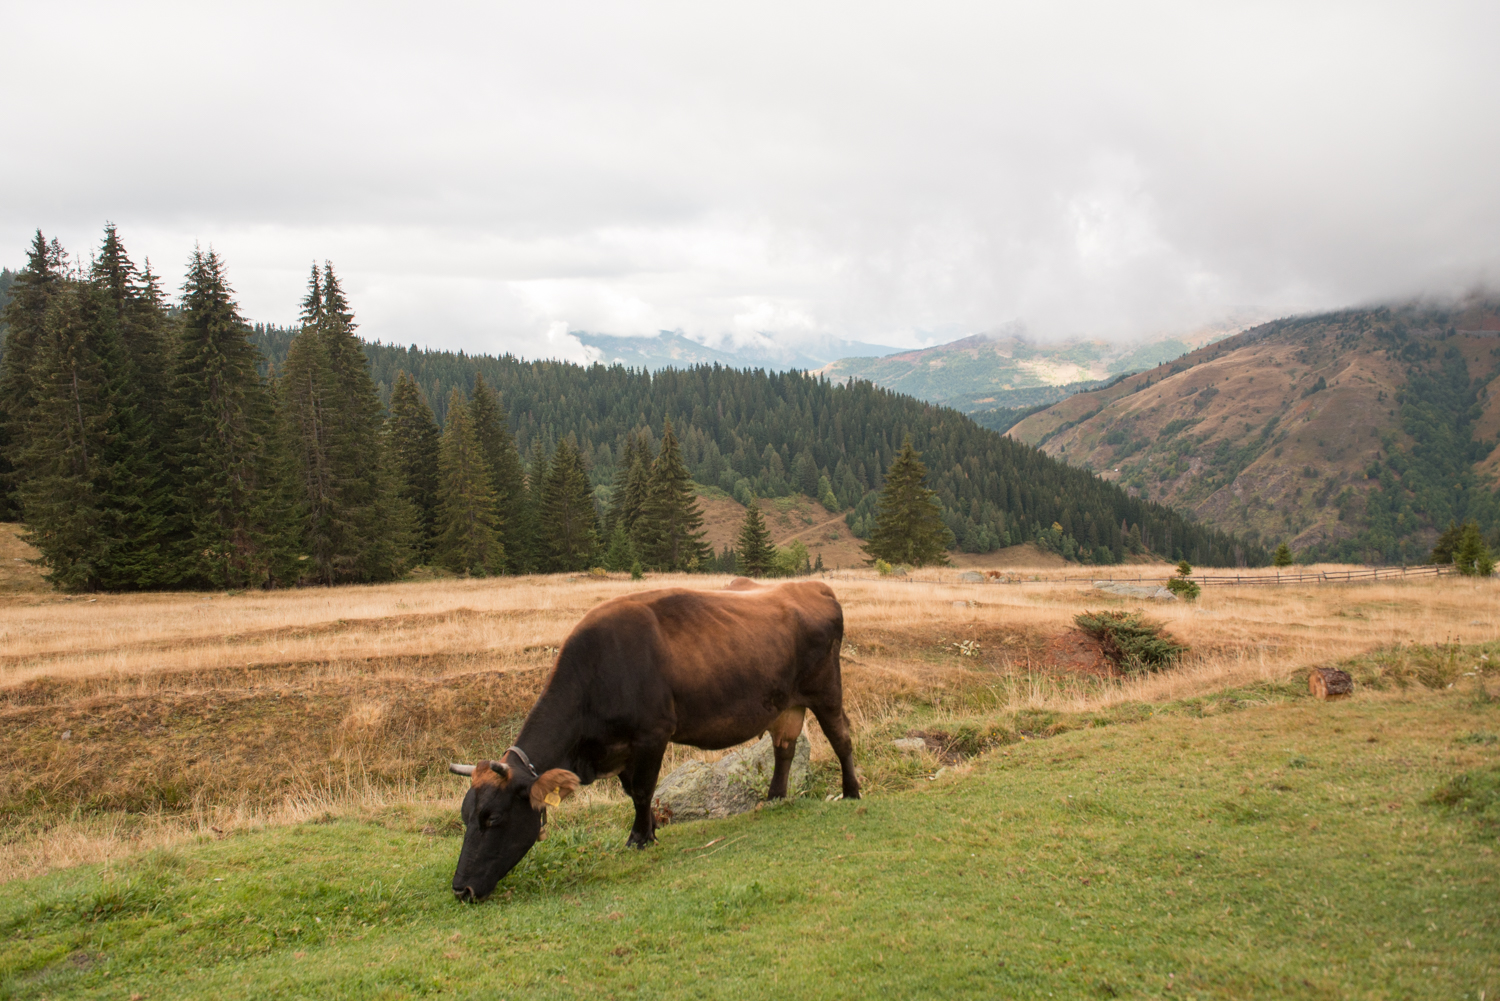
[
  {"x1": 1074, "y1": 610, "x2": 1189, "y2": 674},
  {"x1": 1166, "y1": 577, "x2": 1201, "y2": 600}
]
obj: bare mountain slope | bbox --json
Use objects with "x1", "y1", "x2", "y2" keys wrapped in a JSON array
[{"x1": 1007, "y1": 300, "x2": 1500, "y2": 561}]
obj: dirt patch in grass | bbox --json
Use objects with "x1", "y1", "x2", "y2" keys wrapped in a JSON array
[
  {"x1": 1041, "y1": 628, "x2": 1114, "y2": 676},
  {"x1": 0, "y1": 523, "x2": 47, "y2": 594}
]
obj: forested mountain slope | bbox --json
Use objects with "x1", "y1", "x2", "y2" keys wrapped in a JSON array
[
  {"x1": 1007, "y1": 300, "x2": 1500, "y2": 563},
  {"x1": 249, "y1": 332, "x2": 1263, "y2": 566}
]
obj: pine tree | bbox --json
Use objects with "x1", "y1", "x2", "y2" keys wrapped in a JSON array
[
  {"x1": 280, "y1": 264, "x2": 409, "y2": 582},
  {"x1": 602, "y1": 521, "x2": 634, "y2": 571},
  {"x1": 169, "y1": 249, "x2": 292, "y2": 588},
  {"x1": 735, "y1": 501, "x2": 776, "y2": 577},
  {"x1": 1273, "y1": 542, "x2": 1293, "y2": 567},
  {"x1": 0, "y1": 231, "x2": 66, "y2": 519},
  {"x1": 636, "y1": 419, "x2": 711, "y2": 571},
  {"x1": 606, "y1": 434, "x2": 640, "y2": 534},
  {"x1": 469, "y1": 372, "x2": 528, "y2": 572},
  {"x1": 541, "y1": 435, "x2": 599, "y2": 572},
  {"x1": 434, "y1": 387, "x2": 502, "y2": 574},
  {"x1": 386, "y1": 370, "x2": 441, "y2": 557},
  {"x1": 1454, "y1": 522, "x2": 1494, "y2": 577},
  {"x1": 864, "y1": 435, "x2": 952, "y2": 567},
  {"x1": 15, "y1": 281, "x2": 114, "y2": 589},
  {"x1": 615, "y1": 433, "x2": 651, "y2": 542},
  {"x1": 85, "y1": 227, "x2": 171, "y2": 588}
]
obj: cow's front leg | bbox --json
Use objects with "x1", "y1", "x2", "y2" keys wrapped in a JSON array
[{"x1": 624, "y1": 742, "x2": 667, "y2": 848}]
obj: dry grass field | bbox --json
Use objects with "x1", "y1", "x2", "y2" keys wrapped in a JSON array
[{"x1": 2, "y1": 528, "x2": 1496, "y2": 885}]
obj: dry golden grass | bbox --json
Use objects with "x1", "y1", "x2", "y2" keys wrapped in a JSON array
[{"x1": 3, "y1": 564, "x2": 1496, "y2": 882}]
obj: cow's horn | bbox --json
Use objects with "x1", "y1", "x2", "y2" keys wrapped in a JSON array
[{"x1": 449, "y1": 763, "x2": 476, "y2": 776}]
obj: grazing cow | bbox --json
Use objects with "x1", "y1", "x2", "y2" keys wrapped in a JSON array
[{"x1": 449, "y1": 579, "x2": 860, "y2": 901}]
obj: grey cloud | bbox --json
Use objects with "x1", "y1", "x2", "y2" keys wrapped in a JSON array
[{"x1": 2, "y1": 1, "x2": 1496, "y2": 358}]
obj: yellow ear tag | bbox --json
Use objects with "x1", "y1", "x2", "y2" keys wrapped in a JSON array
[{"x1": 544, "y1": 789, "x2": 562, "y2": 808}]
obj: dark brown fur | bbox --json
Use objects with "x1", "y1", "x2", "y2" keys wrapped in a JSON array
[{"x1": 511, "y1": 580, "x2": 860, "y2": 846}]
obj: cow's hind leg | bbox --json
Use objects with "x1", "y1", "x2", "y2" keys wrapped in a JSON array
[
  {"x1": 811, "y1": 704, "x2": 861, "y2": 800},
  {"x1": 766, "y1": 707, "x2": 807, "y2": 800},
  {"x1": 624, "y1": 742, "x2": 667, "y2": 848}
]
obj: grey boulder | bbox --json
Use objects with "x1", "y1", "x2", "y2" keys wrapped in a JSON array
[
  {"x1": 958, "y1": 570, "x2": 987, "y2": 583},
  {"x1": 652, "y1": 733, "x2": 811, "y2": 822},
  {"x1": 1092, "y1": 580, "x2": 1178, "y2": 600}
]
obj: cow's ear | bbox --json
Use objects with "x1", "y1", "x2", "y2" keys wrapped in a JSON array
[{"x1": 529, "y1": 769, "x2": 581, "y2": 811}]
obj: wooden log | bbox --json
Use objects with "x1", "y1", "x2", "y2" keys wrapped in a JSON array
[{"x1": 1309, "y1": 667, "x2": 1354, "y2": 700}]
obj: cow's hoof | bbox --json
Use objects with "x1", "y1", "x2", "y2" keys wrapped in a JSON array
[{"x1": 626, "y1": 833, "x2": 656, "y2": 849}]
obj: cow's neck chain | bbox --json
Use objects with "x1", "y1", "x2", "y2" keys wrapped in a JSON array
[{"x1": 506, "y1": 744, "x2": 539, "y2": 779}]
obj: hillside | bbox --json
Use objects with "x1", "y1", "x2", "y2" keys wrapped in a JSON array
[
  {"x1": 1007, "y1": 299, "x2": 1500, "y2": 562},
  {"x1": 246, "y1": 331, "x2": 1263, "y2": 567},
  {"x1": 814, "y1": 321, "x2": 1252, "y2": 419}
]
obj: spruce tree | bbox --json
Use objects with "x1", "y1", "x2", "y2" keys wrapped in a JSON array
[
  {"x1": 606, "y1": 434, "x2": 640, "y2": 534},
  {"x1": 386, "y1": 370, "x2": 441, "y2": 557},
  {"x1": 280, "y1": 264, "x2": 409, "y2": 582},
  {"x1": 469, "y1": 373, "x2": 528, "y2": 572},
  {"x1": 1273, "y1": 542, "x2": 1293, "y2": 568},
  {"x1": 864, "y1": 435, "x2": 952, "y2": 567},
  {"x1": 735, "y1": 500, "x2": 776, "y2": 577},
  {"x1": 0, "y1": 231, "x2": 66, "y2": 519},
  {"x1": 621, "y1": 435, "x2": 653, "y2": 555},
  {"x1": 541, "y1": 435, "x2": 599, "y2": 572},
  {"x1": 169, "y1": 249, "x2": 292, "y2": 588},
  {"x1": 636, "y1": 419, "x2": 711, "y2": 571},
  {"x1": 15, "y1": 281, "x2": 113, "y2": 589},
  {"x1": 602, "y1": 521, "x2": 634, "y2": 571},
  {"x1": 434, "y1": 387, "x2": 502, "y2": 574}
]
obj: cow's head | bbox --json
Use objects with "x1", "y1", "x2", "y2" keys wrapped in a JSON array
[{"x1": 449, "y1": 759, "x2": 579, "y2": 902}]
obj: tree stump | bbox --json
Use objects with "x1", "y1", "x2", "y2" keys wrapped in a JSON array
[{"x1": 1309, "y1": 667, "x2": 1354, "y2": 700}]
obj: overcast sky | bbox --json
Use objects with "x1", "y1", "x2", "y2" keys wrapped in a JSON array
[{"x1": 3, "y1": 2, "x2": 1496, "y2": 361}]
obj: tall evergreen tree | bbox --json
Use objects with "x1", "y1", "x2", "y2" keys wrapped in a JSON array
[
  {"x1": 469, "y1": 372, "x2": 528, "y2": 572},
  {"x1": 0, "y1": 231, "x2": 66, "y2": 519},
  {"x1": 636, "y1": 418, "x2": 711, "y2": 571},
  {"x1": 606, "y1": 434, "x2": 641, "y2": 534},
  {"x1": 15, "y1": 281, "x2": 116, "y2": 589},
  {"x1": 864, "y1": 435, "x2": 952, "y2": 567},
  {"x1": 619, "y1": 434, "x2": 652, "y2": 551},
  {"x1": 434, "y1": 387, "x2": 502, "y2": 574},
  {"x1": 541, "y1": 435, "x2": 599, "y2": 572},
  {"x1": 386, "y1": 370, "x2": 441, "y2": 557},
  {"x1": 734, "y1": 500, "x2": 776, "y2": 577},
  {"x1": 280, "y1": 263, "x2": 408, "y2": 582},
  {"x1": 169, "y1": 249, "x2": 292, "y2": 588}
]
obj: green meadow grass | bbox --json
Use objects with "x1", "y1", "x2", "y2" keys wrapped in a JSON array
[{"x1": 3, "y1": 688, "x2": 1497, "y2": 1000}]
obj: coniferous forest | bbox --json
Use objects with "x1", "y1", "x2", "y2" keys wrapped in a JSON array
[{"x1": 0, "y1": 228, "x2": 1263, "y2": 591}]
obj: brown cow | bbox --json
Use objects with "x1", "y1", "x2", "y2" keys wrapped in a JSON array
[{"x1": 449, "y1": 579, "x2": 860, "y2": 901}]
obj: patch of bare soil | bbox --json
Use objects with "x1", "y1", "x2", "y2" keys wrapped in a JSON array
[
  {"x1": 0, "y1": 523, "x2": 48, "y2": 594},
  {"x1": 1041, "y1": 628, "x2": 1116, "y2": 678}
]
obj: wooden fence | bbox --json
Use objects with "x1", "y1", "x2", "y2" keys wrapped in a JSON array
[{"x1": 827, "y1": 564, "x2": 1454, "y2": 587}]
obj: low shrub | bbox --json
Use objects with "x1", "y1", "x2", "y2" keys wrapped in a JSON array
[
  {"x1": 1166, "y1": 577, "x2": 1201, "y2": 600},
  {"x1": 1074, "y1": 610, "x2": 1189, "y2": 674}
]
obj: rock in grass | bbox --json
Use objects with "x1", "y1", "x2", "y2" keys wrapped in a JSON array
[
  {"x1": 1092, "y1": 581, "x2": 1178, "y2": 600},
  {"x1": 891, "y1": 737, "x2": 927, "y2": 753},
  {"x1": 958, "y1": 571, "x2": 986, "y2": 583},
  {"x1": 652, "y1": 733, "x2": 810, "y2": 822}
]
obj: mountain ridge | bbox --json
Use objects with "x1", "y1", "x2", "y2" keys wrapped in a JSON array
[{"x1": 1005, "y1": 299, "x2": 1500, "y2": 561}]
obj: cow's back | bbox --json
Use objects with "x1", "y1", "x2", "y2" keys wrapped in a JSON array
[{"x1": 562, "y1": 582, "x2": 843, "y2": 749}]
